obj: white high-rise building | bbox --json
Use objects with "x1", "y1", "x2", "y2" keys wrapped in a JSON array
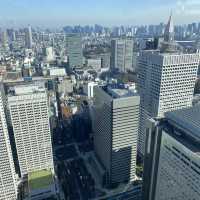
[
  {"x1": 0, "y1": 85, "x2": 18, "y2": 200},
  {"x1": 25, "y1": 25, "x2": 33, "y2": 49},
  {"x1": 93, "y1": 85, "x2": 140, "y2": 185},
  {"x1": 111, "y1": 38, "x2": 134, "y2": 72},
  {"x1": 45, "y1": 47, "x2": 55, "y2": 62},
  {"x1": 143, "y1": 105, "x2": 200, "y2": 200},
  {"x1": 137, "y1": 14, "x2": 199, "y2": 156},
  {"x1": 8, "y1": 84, "x2": 54, "y2": 176},
  {"x1": 1, "y1": 31, "x2": 8, "y2": 48}
]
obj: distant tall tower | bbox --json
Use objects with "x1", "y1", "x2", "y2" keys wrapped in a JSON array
[
  {"x1": 137, "y1": 14, "x2": 199, "y2": 156},
  {"x1": 0, "y1": 85, "x2": 18, "y2": 200},
  {"x1": 66, "y1": 34, "x2": 83, "y2": 68},
  {"x1": 93, "y1": 85, "x2": 140, "y2": 185},
  {"x1": 111, "y1": 38, "x2": 134, "y2": 72},
  {"x1": 45, "y1": 47, "x2": 55, "y2": 62},
  {"x1": 25, "y1": 25, "x2": 33, "y2": 49},
  {"x1": 164, "y1": 12, "x2": 174, "y2": 43},
  {"x1": 1, "y1": 31, "x2": 8, "y2": 48},
  {"x1": 8, "y1": 84, "x2": 54, "y2": 176},
  {"x1": 12, "y1": 30, "x2": 16, "y2": 41},
  {"x1": 161, "y1": 13, "x2": 178, "y2": 53}
]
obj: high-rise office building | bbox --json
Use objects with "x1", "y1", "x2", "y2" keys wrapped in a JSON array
[
  {"x1": 0, "y1": 85, "x2": 18, "y2": 200},
  {"x1": 66, "y1": 34, "x2": 83, "y2": 68},
  {"x1": 45, "y1": 47, "x2": 55, "y2": 62},
  {"x1": 8, "y1": 84, "x2": 54, "y2": 176},
  {"x1": 137, "y1": 14, "x2": 199, "y2": 156},
  {"x1": 1, "y1": 31, "x2": 8, "y2": 48},
  {"x1": 25, "y1": 25, "x2": 33, "y2": 49},
  {"x1": 143, "y1": 105, "x2": 200, "y2": 200},
  {"x1": 100, "y1": 53, "x2": 111, "y2": 69},
  {"x1": 111, "y1": 38, "x2": 134, "y2": 72},
  {"x1": 93, "y1": 85, "x2": 140, "y2": 185}
]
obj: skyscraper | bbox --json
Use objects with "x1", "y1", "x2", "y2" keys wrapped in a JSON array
[
  {"x1": 0, "y1": 84, "x2": 18, "y2": 200},
  {"x1": 100, "y1": 53, "x2": 111, "y2": 69},
  {"x1": 8, "y1": 84, "x2": 54, "y2": 176},
  {"x1": 45, "y1": 47, "x2": 55, "y2": 62},
  {"x1": 1, "y1": 31, "x2": 8, "y2": 49},
  {"x1": 143, "y1": 105, "x2": 200, "y2": 200},
  {"x1": 111, "y1": 38, "x2": 134, "y2": 72},
  {"x1": 66, "y1": 34, "x2": 83, "y2": 68},
  {"x1": 93, "y1": 85, "x2": 140, "y2": 185},
  {"x1": 25, "y1": 25, "x2": 33, "y2": 49},
  {"x1": 137, "y1": 14, "x2": 199, "y2": 156}
]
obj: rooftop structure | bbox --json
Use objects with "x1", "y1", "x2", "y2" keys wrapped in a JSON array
[
  {"x1": 28, "y1": 169, "x2": 53, "y2": 191},
  {"x1": 11, "y1": 84, "x2": 45, "y2": 96},
  {"x1": 165, "y1": 105, "x2": 200, "y2": 142},
  {"x1": 160, "y1": 13, "x2": 180, "y2": 53},
  {"x1": 49, "y1": 68, "x2": 66, "y2": 77},
  {"x1": 102, "y1": 84, "x2": 137, "y2": 99},
  {"x1": 164, "y1": 12, "x2": 174, "y2": 43}
]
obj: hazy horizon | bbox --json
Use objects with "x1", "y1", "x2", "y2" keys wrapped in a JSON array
[{"x1": 1, "y1": 0, "x2": 200, "y2": 28}]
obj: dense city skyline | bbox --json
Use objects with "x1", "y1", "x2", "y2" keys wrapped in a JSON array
[
  {"x1": 0, "y1": 3, "x2": 200, "y2": 199},
  {"x1": 1, "y1": 0, "x2": 200, "y2": 27}
]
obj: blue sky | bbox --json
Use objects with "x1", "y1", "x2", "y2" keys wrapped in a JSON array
[{"x1": 1, "y1": 0, "x2": 200, "y2": 27}]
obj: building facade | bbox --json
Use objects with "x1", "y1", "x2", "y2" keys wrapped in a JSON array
[
  {"x1": 137, "y1": 14, "x2": 200, "y2": 156},
  {"x1": 66, "y1": 34, "x2": 83, "y2": 68},
  {"x1": 25, "y1": 25, "x2": 33, "y2": 49},
  {"x1": 143, "y1": 105, "x2": 200, "y2": 200},
  {"x1": 93, "y1": 85, "x2": 140, "y2": 185},
  {"x1": 0, "y1": 85, "x2": 18, "y2": 200},
  {"x1": 8, "y1": 84, "x2": 54, "y2": 176},
  {"x1": 100, "y1": 53, "x2": 111, "y2": 69},
  {"x1": 138, "y1": 51, "x2": 199, "y2": 155},
  {"x1": 111, "y1": 39, "x2": 134, "y2": 72},
  {"x1": 45, "y1": 47, "x2": 55, "y2": 62}
]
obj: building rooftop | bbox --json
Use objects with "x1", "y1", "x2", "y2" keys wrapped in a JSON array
[
  {"x1": 165, "y1": 105, "x2": 200, "y2": 143},
  {"x1": 28, "y1": 169, "x2": 53, "y2": 190},
  {"x1": 8, "y1": 83, "x2": 46, "y2": 96},
  {"x1": 103, "y1": 84, "x2": 137, "y2": 99}
]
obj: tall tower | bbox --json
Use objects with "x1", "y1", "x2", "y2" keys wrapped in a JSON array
[
  {"x1": 93, "y1": 85, "x2": 140, "y2": 185},
  {"x1": 66, "y1": 34, "x2": 83, "y2": 68},
  {"x1": 45, "y1": 47, "x2": 55, "y2": 62},
  {"x1": 164, "y1": 12, "x2": 174, "y2": 43},
  {"x1": 137, "y1": 14, "x2": 199, "y2": 156},
  {"x1": 111, "y1": 38, "x2": 134, "y2": 72},
  {"x1": 1, "y1": 31, "x2": 8, "y2": 49},
  {"x1": 8, "y1": 84, "x2": 54, "y2": 176},
  {"x1": 143, "y1": 106, "x2": 200, "y2": 200},
  {"x1": 161, "y1": 13, "x2": 178, "y2": 53},
  {"x1": 0, "y1": 85, "x2": 18, "y2": 200},
  {"x1": 25, "y1": 25, "x2": 33, "y2": 49}
]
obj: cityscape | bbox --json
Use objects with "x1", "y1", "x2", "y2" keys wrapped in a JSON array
[{"x1": 0, "y1": 1, "x2": 200, "y2": 200}]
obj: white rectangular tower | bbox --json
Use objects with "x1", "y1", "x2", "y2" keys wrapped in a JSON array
[
  {"x1": 111, "y1": 39, "x2": 134, "y2": 72},
  {"x1": 0, "y1": 85, "x2": 18, "y2": 200},
  {"x1": 138, "y1": 14, "x2": 200, "y2": 156},
  {"x1": 8, "y1": 84, "x2": 54, "y2": 176},
  {"x1": 138, "y1": 51, "x2": 199, "y2": 155}
]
